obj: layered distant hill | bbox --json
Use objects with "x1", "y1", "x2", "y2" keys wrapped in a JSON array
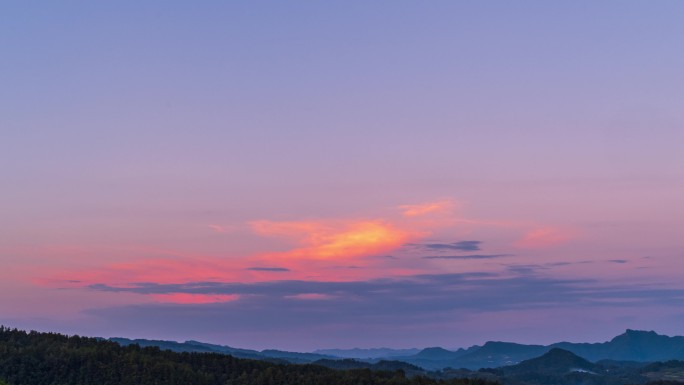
[
  {"x1": 314, "y1": 347, "x2": 421, "y2": 359},
  {"x1": 553, "y1": 329, "x2": 684, "y2": 362},
  {"x1": 110, "y1": 329, "x2": 684, "y2": 370},
  {"x1": 110, "y1": 337, "x2": 335, "y2": 364},
  {"x1": 394, "y1": 329, "x2": 684, "y2": 369}
]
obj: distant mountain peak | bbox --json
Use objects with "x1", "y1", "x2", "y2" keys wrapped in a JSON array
[
  {"x1": 481, "y1": 341, "x2": 532, "y2": 348},
  {"x1": 527, "y1": 347, "x2": 586, "y2": 365},
  {"x1": 420, "y1": 347, "x2": 451, "y2": 353},
  {"x1": 610, "y1": 329, "x2": 664, "y2": 343},
  {"x1": 624, "y1": 329, "x2": 658, "y2": 335},
  {"x1": 544, "y1": 347, "x2": 585, "y2": 358},
  {"x1": 415, "y1": 347, "x2": 456, "y2": 358}
]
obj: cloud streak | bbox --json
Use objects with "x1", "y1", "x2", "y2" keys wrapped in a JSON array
[
  {"x1": 399, "y1": 199, "x2": 457, "y2": 217},
  {"x1": 422, "y1": 254, "x2": 512, "y2": 260},
  {"x1": 245, "y1": 267, "x2": 290, "y2": 272},
  {"x1": 514, "y1": 227, "x2": 576, "y2": 249},
  {"x1": 408, "y1": 241, "x2": 482, "y2": 252}
]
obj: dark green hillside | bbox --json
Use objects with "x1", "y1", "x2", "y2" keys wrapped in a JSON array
[
  {"x1": 455, "y1": 342, "x2": 548, "y2": 369},
  {"x1": 491, "y1": 349, "x2": 624, "y2": 385},
  {"x1": 314, "y1": 358, "x2": 427, "y2": 377},
  {"x1": 553, "y1": 330, "x2": 684, "y2": 363},
  {"x1": 110, "y1": 337, "x2": 266, "y2": 360},
  {"x1": 0, "y1": 327, "x2": 496, "y2": 385},
  {"x1": 639, "y1": 360, "x2": 684, "y2": 383},
  {"x1": 502, "y1": 348, "x2": 599, "y2": 375},
  {"x1": 482, "y1": 348, "x2": 660, "y2": 385}
]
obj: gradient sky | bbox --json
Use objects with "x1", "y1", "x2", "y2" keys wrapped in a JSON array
[{"x1": 1, "y1": 1, "x2": 684, "y2": 351}]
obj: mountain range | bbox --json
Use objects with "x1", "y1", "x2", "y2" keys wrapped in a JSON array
[{"x1": 111, "y1": 329, "x2": 684, "y2": 370}]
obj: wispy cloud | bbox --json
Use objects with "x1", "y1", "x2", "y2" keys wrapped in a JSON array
[
  {"x1": 504, "y1": 261, "x2": 589, "y2": 275},
  {"x1": 514, "y1": 227, "x2": 576, "y2": 249},
  {"x1": 208, "y1": 224, "x2": 233, "y2": 234},
  {"x1": 398, "y1": 199, "x2": 457, "y2": 217},
  {"x1": 378, "y1": 255, "x2": 398, "y2": 260},
  {"x1": 423, "y1": 254, "x2": 512, "y2": 260},
  {"x1": 408, "y1": 240, "x2": 482, "y2": 252},
  {"x1": 150, "y1": 293, "x2": 239, "y2": 304},
  {"x1": 245, "y1": 267, "x2": 290, "y2": 272}
]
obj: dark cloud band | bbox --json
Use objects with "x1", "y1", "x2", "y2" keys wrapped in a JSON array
[
  {"x1": 422, "y1": 254, "x2": 512, "y2": 260},
  {"x1": 245, "y1": 267, "x2": 290, "y2": 272}
]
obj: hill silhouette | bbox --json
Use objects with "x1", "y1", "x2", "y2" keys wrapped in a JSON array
[
  {"x1": 502, "y1": 348, "x2": 599, "y2": 375},
  {"x1": 107, "y1": 330, "x2": 684, "y2": 371},
  {"x1": 553, "y1": 330, "x2": 684, "y2": 362}
]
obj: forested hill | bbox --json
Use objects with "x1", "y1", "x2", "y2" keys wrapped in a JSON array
[{"x1": 0, "y1": 327, "x2": 494, "y2": 385}]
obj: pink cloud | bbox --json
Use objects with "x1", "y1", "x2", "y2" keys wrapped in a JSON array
[
  {"x1": 399, "y1": 199, "x2": 458, "y2": 217},
  {"x1": 514, "y1": 227, "x2": 577, "y2": 249},
  {"x1": 208, "y1": 224, "x2": 232, "y2": 233}
]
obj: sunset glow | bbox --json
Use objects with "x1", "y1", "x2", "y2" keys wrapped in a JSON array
[{"x1": 2, "y1": 1, "x2": 683, "y2": 352}]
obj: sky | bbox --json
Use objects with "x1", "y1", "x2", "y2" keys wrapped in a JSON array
[{"x1": 1, "y1": 1, "x2": 684, "y2": 351}]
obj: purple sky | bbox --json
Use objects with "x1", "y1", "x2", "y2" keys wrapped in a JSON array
[{"x1": 1, "y1": 1, "x2": 684, "y2": 351}]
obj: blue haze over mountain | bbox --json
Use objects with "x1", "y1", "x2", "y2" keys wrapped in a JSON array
[{"x1": 110, "y1": 330, "x2": 684, "y2": 370}]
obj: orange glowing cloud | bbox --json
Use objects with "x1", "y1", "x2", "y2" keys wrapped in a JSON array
[
  {"x1": 303, "y1": 221, "x2": 411, "y2": 259},
  {"x1": 399, "y1": 199, "x2": 457, "y2": 217},
  {"x1": 514, "y1": 227, "x2": 577, "y2": 249},
  {"x1": 253, "y1": 220, "x2": 413, "y2": 260}
]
